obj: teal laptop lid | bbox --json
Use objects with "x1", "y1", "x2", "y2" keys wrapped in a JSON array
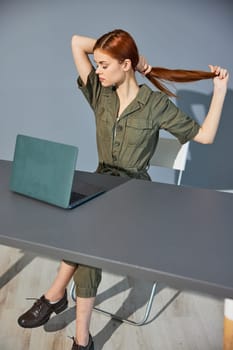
[{"x1": 10, "y1": 135, "x2": 105, "y2": 209}]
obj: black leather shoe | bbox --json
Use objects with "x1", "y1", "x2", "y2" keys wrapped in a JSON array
[
  {"x1": 17, "y1": 289, "x2": 68, "y2": 328},
  {"x1": 71, "y1": 334, "x2": 94, "y2": 350}
]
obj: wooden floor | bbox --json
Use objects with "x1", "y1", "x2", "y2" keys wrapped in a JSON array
[{"x1": 0, "y1": 245, "x2": 224, "y2": 350}]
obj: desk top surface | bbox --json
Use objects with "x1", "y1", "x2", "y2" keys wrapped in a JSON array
[{"x1": 1, "y1": 159, "x2": 233, "y2": 299}]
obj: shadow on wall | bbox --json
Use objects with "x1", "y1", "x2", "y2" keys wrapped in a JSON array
[{"x1": 176, "y1": 89, "x2": 233, "y2": 190}]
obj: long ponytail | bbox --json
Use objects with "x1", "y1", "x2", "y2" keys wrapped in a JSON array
[
  {"x1": 146, "y1": 67, "x2": 216, "y2": 97},
  {"x1": 94, "y1": 29, "x2": 216, "y2": 97}
]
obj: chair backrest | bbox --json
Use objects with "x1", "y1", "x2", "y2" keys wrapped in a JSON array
[{"x1": 150, "y1": 137, "x2": 190, "y2": 186}]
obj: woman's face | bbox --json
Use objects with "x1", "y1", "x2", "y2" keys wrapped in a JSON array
[{"x1": 94, "y1": 49, "x2": 126, "y2": 87}]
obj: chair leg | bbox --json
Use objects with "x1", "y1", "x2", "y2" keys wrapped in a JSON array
[{"x1": 70, "y1": 281, "x2": 157, "y2": 326}]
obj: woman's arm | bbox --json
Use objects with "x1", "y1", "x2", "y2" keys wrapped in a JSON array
[
  {"x1": 193, "y1": 65, "x2": 229, "y2": 144},
  {"x1": 71, "y1": 35, "x2": 96, "y2": 85}
]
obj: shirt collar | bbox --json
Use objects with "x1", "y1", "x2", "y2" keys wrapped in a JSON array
[{"x1": 136, "y1": 84, "x2": 153, "y2": 105}]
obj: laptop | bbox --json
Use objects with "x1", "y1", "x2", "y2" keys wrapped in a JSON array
[{"x1": 9, "y1": 134, "x2": 105, "y2": 209}]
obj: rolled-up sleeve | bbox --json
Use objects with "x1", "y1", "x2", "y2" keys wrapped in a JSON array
[
  {"x1": 159, "y1": 94, "x2": 200, "y2": 144},
  {"x1": 77, "y1": 67, "x2": 102, "y2": 110}
]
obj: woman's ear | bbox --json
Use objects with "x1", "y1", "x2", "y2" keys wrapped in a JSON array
[{"x1": 122, "y1": 59, "x2": 132, "y2": 71}]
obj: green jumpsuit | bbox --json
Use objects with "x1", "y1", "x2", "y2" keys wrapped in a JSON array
[{"x1": 69, "y1": 67, "x2": 200, "y2": 297}]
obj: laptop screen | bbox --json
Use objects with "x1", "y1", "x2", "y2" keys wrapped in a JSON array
[{"x1": 10, "y1": 134, "x2": 78, "y2": 208}]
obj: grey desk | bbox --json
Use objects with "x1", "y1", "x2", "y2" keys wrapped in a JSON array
[{"x1": 0, "y1": 159, "x2": 233, "y2": 299}]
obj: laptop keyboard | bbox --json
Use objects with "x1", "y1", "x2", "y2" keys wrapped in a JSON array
[{"x1": 70, "y1": 191, "x2": 86, "y2": 203}]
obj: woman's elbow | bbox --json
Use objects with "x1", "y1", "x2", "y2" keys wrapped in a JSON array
[
  {"x1": 193, "y1": 130, "x2": 215, "y2": 144},
  {"x1": 71, "y1": 34, "x2": 80, "y2": 48},
  {"x1": 199, "y1": 137, "x2": 214, "y2": 145}
]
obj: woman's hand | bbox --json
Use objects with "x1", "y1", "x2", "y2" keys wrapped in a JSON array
[
  {"x1": 209, "y1": 64, "x2": 229, "y2": 93},
  {"x1": 193, "y1": 64, "x2": 229, "y2": 144},
  {"x1": 136, "y1": 55, "x2": 152, "y2": 75}
]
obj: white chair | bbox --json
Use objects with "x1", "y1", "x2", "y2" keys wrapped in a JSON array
[
  {"x1": 70, "y1": 136, "x2": 190, "y2": 326},
  {"x1": 149, "y1": 137, "x2": 190, "y2": 186}
]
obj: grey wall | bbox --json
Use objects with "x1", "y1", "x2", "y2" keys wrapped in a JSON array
[{"x1": 1, "y1": 0, "x2": 232, "y2": 189}]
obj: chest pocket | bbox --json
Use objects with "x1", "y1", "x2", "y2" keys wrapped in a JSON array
[{"x1": 125, "y1": 118, "x2": 153, "y2": 146}]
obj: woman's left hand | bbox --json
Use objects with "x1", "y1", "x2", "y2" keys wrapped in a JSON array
[{"x1": 209, "y1": 65, "x2": 229, "y2": 92}]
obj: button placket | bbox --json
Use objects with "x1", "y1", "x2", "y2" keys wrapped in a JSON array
[
  {"x1": 112, "y1": 118, "x2": 124, "y2": 163},
  {"x1": 111, "y1": 100, "x2": 142, "y2": 164}
]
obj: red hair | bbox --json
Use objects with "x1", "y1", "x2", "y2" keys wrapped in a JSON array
[
  {"x1": 147, "y1": 67, "x2": 215, "y2": 97},
  {"x1": 94, "y1": 29, "x2": 216, "y2": 97},
  {"x1": 94, "y1": 29, "x2": 139, "y2": 70}
]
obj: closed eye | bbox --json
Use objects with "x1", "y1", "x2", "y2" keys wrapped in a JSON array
[
  {"x1": 94, "y1": 60, "x2": 109, "y2": 70},
  {"x1": 96, "y1": 64, "x2": 108, "y2": 70}
]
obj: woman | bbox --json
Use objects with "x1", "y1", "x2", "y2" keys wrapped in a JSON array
[{"x1": 17, "y1": 29, "x2": 229, "y2": 350}]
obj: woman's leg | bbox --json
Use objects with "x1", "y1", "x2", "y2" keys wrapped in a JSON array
[
  {"x1": 75, "y1": 296, "x2": 95, "y2": 346},
  {"x1": 45, "y1": 260, "x2": 76, "y2": 301},
  {"x1": 72, "y1": 265, "x2": 102, "y2": 348}
]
